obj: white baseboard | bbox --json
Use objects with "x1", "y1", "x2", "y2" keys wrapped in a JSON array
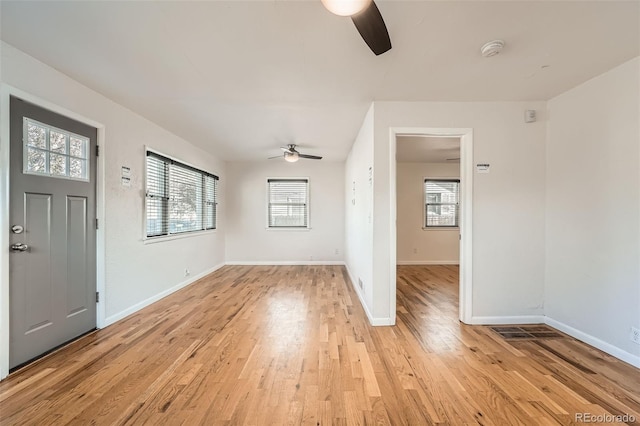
[
  {"x1": 104, "y1": 262, "x2": 225, "y2": 327},
  {"x1": 343, "y1": 264, "x2": 395, "y2": 327},
  {"x1": 370, "y1": 317, "x2": 395, "y2": 326},
  {"x1": 545, "y1": 317, "x2": 640, "y2": 369},
  {"x1": 396, "y1": 261, "x2": 459, "y2": 265},
  {"x1": 468, "y1": 315, "x2": 545, "y2": 325},
  {"x1": 225, "y1": 260, "x2": 345, "y2": 266}
]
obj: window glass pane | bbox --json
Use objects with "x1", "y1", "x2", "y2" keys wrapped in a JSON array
[
  {"x1": 169, "y1": 164, "x2": 202, "y2": 234},
  {"x1": 426, "y1": 205, "x2": 457, "y2": 226},
  {"x1": 50, "y1": 131, "x2": 67, "y2": 154},
  {"x1": 269, "y1": 204, "x2": 306, "y2": 227},
  {"x1": 146, "y1": 198, "x2": 165, "y2": 236},
  {"x1": 50, "y1": 153, "x2": 67, "y2": 176},
  {"x1": 27, "y1": 123, "x2": 46, "y2": 149},
  {"x1": 268, "y1": 179, "x2": 308, "y2": 228},
  {"x1": 145, "y1": 152, "x2": 218, "y2": 238},
  {"x1": 69, "y1": 158, "x2": 85, "y2": 179},
  {"x1": 70, "y1": 137, "x2": 87, "y2": 158},
  {"x1": 205, "y1": 175, "x2": 217, "y2": 229},
  {"x1": 426, "y1": 193, "x2": 440, "y2": 203},
  {"x1": 425, "y1": 179, "x2": 459, "y2": 227},
  {"x1": 146, "y1": 156, "x2": 166, "y2": 197},
  {"x1": 27, "y1": 148, "x2": 47, "y2": 174},
  {"x1": 146, "y1": 154, "x2": 168, "y2": 237}
]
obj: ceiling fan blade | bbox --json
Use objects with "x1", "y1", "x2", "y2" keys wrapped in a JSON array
[
  {"x1": 351, "y1": 1, "x2": 392, "y2": 56},
  {"x1": 298, "y1": 154, "x2": 323, "y2": 160},
  {"x1": 280, "y1": 146, "x2": 294, "y2": 152}
]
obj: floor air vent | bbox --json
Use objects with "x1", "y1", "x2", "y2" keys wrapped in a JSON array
[{"x1": 490, "y1": 325, "x2": 564, "y2": 340}]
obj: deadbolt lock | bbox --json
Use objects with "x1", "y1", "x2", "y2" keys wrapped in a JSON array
[{"x1": 11, "y1": 225, "x2": 24, "y2": 234}]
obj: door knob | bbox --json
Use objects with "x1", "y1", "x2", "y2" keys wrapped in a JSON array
[{"x1": 10, "y1": 243, "x2": 29, "y2": 252}]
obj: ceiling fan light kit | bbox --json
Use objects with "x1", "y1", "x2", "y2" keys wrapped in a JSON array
[
  {"x1": 322, "y1": 0, "x2": 392, "y2": 56},
  {"x1": 284, "y1": 151, "x2": 299, "y2": 162},
  {"x1": 321, "y1": 0, "x2": 371, "y2": 16}
]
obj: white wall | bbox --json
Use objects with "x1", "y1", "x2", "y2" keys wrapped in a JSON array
[
  {"x1": 344, "y1": 105, "x2": 376, "y2": 322},
  {"x1": 225, "y1": 160, "x2": 344, "y2": 263},
  {"x1": 545, "y1": 57, "x2": 640, "y2": 367},
  {"x1": 0, "y1": 42, "x2": 226, "y2": 377},
  {"x1": 369, "y1": 101, "x2": 547, "y2": 322},
  {"x1": 397, "y1": 162, "x2": 460, "y2": 264}
]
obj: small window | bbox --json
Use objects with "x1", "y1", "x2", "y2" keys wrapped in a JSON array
[
  {"x1": 145, "y1": 151, "x2": 219, "y2": 238},
  {"x1": 424, "y1": 179, "x2": 459, "y2": 228},
  {"x1": 267, "y1": 178, "x2": 309, "y2": 228},
  {"x1": 23, "y1": 117, "x2": 89, "y2": 181}
]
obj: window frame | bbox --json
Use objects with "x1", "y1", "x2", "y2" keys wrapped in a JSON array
[
  {"x1": 266, "y1": 177, "x2": 310, "y2": 230},
  {"x1": 144, "y1": 148, "x2": 219, "y2": 241},
  {"x1": 423, "y1": 178, "x2": 460, "y2": 229}
]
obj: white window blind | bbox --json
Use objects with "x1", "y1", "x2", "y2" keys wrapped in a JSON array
[
  {"x1": 146, "y1": 151, "x2": 218, "y2": 238},
  {"x1": 424, "y1": 179, "x2": 459, "y2": 227},
  {"x1": 268, "y1": 179, "x2": 308, "y2": 228},
  {"x1": 205, "y1": 175, "x2": 217, "y2": 230}
]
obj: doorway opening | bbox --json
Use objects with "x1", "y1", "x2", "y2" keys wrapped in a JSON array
[
  {"x1": 390, "y1": 128, "x2": 473, "y2": 324},
  {"x1": 395, "y1": 135, "x2": 461, "y2": 336}
]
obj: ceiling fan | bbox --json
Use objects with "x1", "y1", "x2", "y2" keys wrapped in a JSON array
[
  {"x1": 321, "y1": 0, "x2": 392, "y2": 56},
  {"x1": 269, "y1": 144, "x2": 323, "y2": 162}
]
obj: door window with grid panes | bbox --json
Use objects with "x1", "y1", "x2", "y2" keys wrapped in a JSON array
[{"x1": 23, "y1": 118, "x2": 89, "y2": 181}]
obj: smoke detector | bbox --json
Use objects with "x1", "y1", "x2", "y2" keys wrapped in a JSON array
[{"x1": 481, "y1": 40, "x2": 505, "y2": 57}]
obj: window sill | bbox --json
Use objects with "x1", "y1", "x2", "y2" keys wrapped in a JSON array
[
  {"x1": 143, "y1": 229, "x2": 217, "y2": 244},
  {"x1": 422, "y1": 227, "x2": 459, "y2": 231},
  {"x1": 266, "y1": 227, "x2": 311, "y2": 232}
]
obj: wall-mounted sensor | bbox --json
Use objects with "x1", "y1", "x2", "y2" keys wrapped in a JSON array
[{"x1": 525, "y1": 109, "x2": 537, "y2": 123}]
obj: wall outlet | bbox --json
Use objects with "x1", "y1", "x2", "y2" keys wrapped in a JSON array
[
  {"x1": 335, "y1": 249, "x2": 340, "y2": 255},
  {"x1": 358, "y1": 278, "x2": 363, "y2": 289},
  {"x1": 184, "y1": 268, "x2": 190, "y2": 277},
  {"x1": 413, "y1": 248, "x2": 418, "y2": 254},
  {"x1": 309, "y1": 255, "x2": 313, "y2": 261},
  {"x1": 631, "y1": 327, "x2": 640, "y2": 345}
]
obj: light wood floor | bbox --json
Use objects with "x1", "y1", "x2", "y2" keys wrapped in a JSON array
[{"x1": 1, "y1": 265, "x2": 639, "y2": 425}]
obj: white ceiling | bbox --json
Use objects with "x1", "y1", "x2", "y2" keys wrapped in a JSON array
[
  {"x1": 1, "y1": 1, "x2": 638, "y2": 161},
  {"x1": 396, "y1": 136, "x2": 460, "y2": 163}
]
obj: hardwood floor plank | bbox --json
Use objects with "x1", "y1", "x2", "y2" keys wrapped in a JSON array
[{"x1": 1, "y1": 264, "x2": 639, "y2": 425}]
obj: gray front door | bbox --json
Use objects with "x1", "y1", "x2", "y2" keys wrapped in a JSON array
[{"x1": 9, "y1": 97, "x2": 97, "y2": 369}]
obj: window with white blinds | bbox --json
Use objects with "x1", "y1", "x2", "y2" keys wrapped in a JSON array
[
  {"x1": 424, "y1": 179, "x2": 460, "y2": 228},
  {"x1": 146, "y1": 151, "x2": 219, "y2": 238},
  {"x1": 267, "y1": 179, "x2": 309, "y2": 228}
]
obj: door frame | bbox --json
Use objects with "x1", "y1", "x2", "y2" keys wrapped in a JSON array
[
  {"x1": 389, "y1": 127, "x2": 474, "y2": 324},
  {"x1": 0, "y1": 84, "x2": 106, "y2": 379}
]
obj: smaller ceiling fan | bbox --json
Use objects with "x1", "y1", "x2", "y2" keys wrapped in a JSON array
[{"x1": 269, "y1": 144, "x2": 323, "y2": 162}]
